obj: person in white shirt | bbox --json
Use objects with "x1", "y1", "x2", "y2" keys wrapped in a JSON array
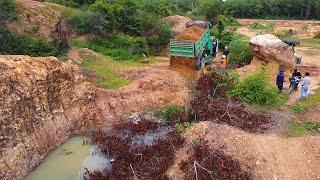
[{"x1": 300, "y1": 72, "x2": 311, "y2": 99}]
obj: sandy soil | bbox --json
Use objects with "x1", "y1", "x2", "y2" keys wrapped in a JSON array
[
  {"x1": 168, "y1": 121, "x2": 320, "y2": 180},
  {"x1": 237, "y1": 19, "x2": 320, "y2": 39}
]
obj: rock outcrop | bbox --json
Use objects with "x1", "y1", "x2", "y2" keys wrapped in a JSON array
[
  {"x1": 250, "y1": 34, "x2": 296, "y2": 67},
  {"x1": 238, "y1": 34, "x2": 296, "y2": 79},
  {"x1": 0, "y1": 56, "x2": 101, "y2": 179}
]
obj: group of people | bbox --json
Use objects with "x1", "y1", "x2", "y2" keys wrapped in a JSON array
[{"x1": 276, "y1": 69, "x2": 311, "y2": 99}]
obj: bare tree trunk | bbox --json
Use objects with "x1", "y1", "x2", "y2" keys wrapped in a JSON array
[{"x1": 306, "y1": 3, "x2": 311, "y2": 19}]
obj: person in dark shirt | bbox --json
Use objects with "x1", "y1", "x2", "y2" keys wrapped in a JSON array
[
  {"x1": 290, "y1": 69, "x2": 302, "y2": 90},
  {"x1": 223, "y1": 46, "x2": 230, "y2": 58},
  {"x1": 276, "y1": 70, "x2": 285, "y2": 92},
  {"x1": 292, "y1": 69, "x2": 302, "y2": 79}
]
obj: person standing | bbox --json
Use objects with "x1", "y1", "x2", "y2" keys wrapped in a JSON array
[
  {"x1": 223, "y1": 46, "x2": 230, "y2": 58},
  {"x1": 300, "y1": 72, "x2": 311, "y2": 99},
  {"x1": 276, "y1": 70, "x2": 285, "y2": 92},
  {"x1": 219, "y1": 55, "x2": 227, "y2": 69}
]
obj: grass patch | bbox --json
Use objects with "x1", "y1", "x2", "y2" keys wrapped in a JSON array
[
  {"x1": 248, "y1": 93, "x2": 289, "y2": 113},
  {"x1": 175, "y1": 122, "x2": 194, "y2": 134},
  {"x1": 284, "y1": 121, "x2": 319, "y2": 137},
  {"x1": 154, "y1": 104, "x2": 185, "y2": 124},
  {"x1": 299, "y1": 39, "x2": 320, "y2": 48},
  {"x1": 56, "y1": 53, "x2": 68, "y2": 61},
  {"x1": 81, "y1": 56, "x2": 129, "y2": 89},
  {"x1": 288, "y1": 89, "x2": 320, "y2": 113}
]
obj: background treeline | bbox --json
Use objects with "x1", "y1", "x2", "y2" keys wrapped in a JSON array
[
  {"x1": 50, "y1": 0, "x2": 320, "y2": 21},
  {"x1": 2, "y1": 0, "x2": 319, "y2": 61}
]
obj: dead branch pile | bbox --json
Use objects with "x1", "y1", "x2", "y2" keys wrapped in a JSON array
[
  {"x1": 180, "y1": 140, "x2": 252, "y2": 180},
  {"x1": 190, "y1": 72, "x2": 271, "y2": 133},
  {"x1": 86, "y1": 120, "x2": 184, "y2": 180}
]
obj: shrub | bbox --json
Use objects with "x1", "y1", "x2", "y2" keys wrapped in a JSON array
[
  {"x1": 146, "y1": 21, "x2": 174, "y2": 54},
  {"x1": 0, "y1": 0, "x2": 16, "y2": 24},
  {"x1": 175, "y1": 122, "x2": 194, "y2": 134},
  {"x1": 274, "y1": 29, "x2": 292, "y2": 39},
  {"x1": 314, "y1": 29, "x2": 320, "y2": 39},
  {"x1": 46, "y1": 0, "x2": 95, "y2": 7},
  {"x1": 0, "y1": 27, "x2": 60, "y2": 57},
  {"x1": 228, "y1": 37, "x2": 253, "y2": 66},
  {"x1": 154, "y1": 105, "x2": 185, "y2": 124},
  {"x1": 250, "y1": 22, "x2": 265, "y2": 30},
  {"x1": 210, "y1": 15, "x2": 239, "y2": 47},
  {"x1": 70, "y1": 34, "x2": 148, "y2": 61},
  {"x1": 265, "y1": 22, "x2": 275, "y2": 33},
  {"x1": 300, "y1": 23, "x2": 309, "y2": 31},
  {"x1": 229, "y1": 70, "x2": 280, "y2": 105},
  {"x1": 67, "y1": 10, "x2": 111, "y2": 36}
]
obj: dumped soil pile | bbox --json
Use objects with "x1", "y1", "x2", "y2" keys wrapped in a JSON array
[
  {"x1": 163, "y1": 15, "x2": 192, "y2": 34},
  {"x1": 170, "y1": 56, "x2": 197, "y2": 73},
  {"x1": 180, "y1": 140, "x2": 252, "y2": 179},
  {"x1": 86, "y1": 120, "x2": 184, "y2": 179},
  {"x1": 190, "y1": 71, "x2": 271, "y2": 133},
  {"x1": 175, "y1": 26, "x2": 205, "y2": 41}
]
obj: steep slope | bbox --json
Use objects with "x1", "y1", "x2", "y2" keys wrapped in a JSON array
[
  {"x1": 0, "y1": 55, "x2": 101, "y2": 179},
  {"x1": 7, "y1": 0, "x2": 71, "y2": 41}
]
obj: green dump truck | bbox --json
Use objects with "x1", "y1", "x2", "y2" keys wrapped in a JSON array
[{"x1": 170, "y1": 27, "x2": 219, "y2": 70}]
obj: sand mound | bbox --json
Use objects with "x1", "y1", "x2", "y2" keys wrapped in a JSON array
[
  {"x1": 175, "y1": 26, "x2": 205, "y2": 41},
  {"x1": 163, "y1": 15, "x2": 192, "y2": 34}
]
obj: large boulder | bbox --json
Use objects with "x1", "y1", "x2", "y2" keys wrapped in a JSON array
[
  {"x1": 0, "y1": 56, "x2": 101, "y2": 179},
  {"x1": 250, "y1": 34, "x2": 296, "y2": 67}
]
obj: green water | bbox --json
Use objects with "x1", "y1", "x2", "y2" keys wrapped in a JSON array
[{"x1": 27, "y1": 136, "x2": 94, "y2": 180}]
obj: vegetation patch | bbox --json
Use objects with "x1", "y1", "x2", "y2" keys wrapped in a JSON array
[
  {"x1": 70, "y1": 35, "x2": 147, "y2": 61},
  {"x1": 175, "y1": 122, "x2": 195, "y2": 134},
  {"x1": 190, "y1": 70, "x2": 271, "y2": 133},
  {"x1": 230, "y1": 70, "x2": 282, "y2": 106},
  {"x1": 288, "y1": 89, "x2": 320, "y2": 113},
  {"x1": 0, "y1": 27, "x2": 65, "y2": 58},
  {"x1": 154, "y1": 104, "x2": 186, "y2": 125},
  {"x1": 0, "y1": 0, "x2": 17, "y2": 24},
  {"x1": 228, "y1": 37, "x2": 253, "y2": 66},
  {"x1": 210, "y1": 15, "x2": 239, "y2": 47},
  {"x1": 284, "y1": 121, "x2": 319, "y2": 137},
  {"x1": 81, "y1": 56, "x2": 129, "y2": 89},
  {"x1": 299, "y1": 38, "x2": 320, "y2": 48}
]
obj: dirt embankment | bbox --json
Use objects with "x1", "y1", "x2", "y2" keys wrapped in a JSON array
[
  {"x1": 0, "y1": 55, "x2": 189, "y2": 179},
  {"x1": 0, "y1": 55, "x2": 100, "y2": 179}
]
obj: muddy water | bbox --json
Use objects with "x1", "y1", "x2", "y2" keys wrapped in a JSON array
[{"x1": 27, "y1": 136, "x2": 110, "y2": 180}]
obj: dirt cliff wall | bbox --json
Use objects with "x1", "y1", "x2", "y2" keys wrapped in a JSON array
[{"x1": 0, "y1": 56, "x2": 101, "y2": 179}]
